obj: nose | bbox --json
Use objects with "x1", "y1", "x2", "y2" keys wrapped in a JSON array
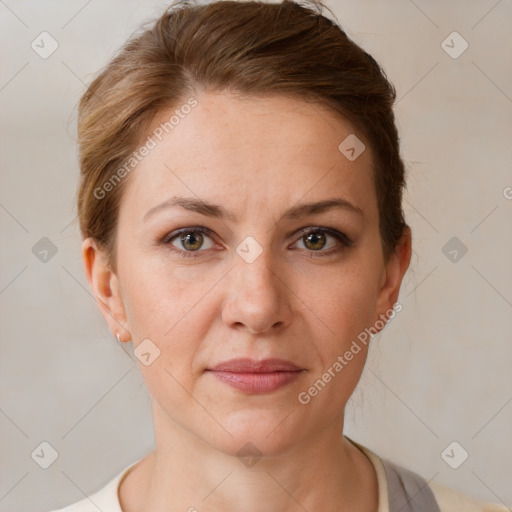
[{"x1": 221, "y1": 246, "x2": 293, "y2": 335}]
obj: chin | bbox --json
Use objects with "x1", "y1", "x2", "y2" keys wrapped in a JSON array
[{"x1": 201, "y1": 411, "x2": 307, "y2": 460}]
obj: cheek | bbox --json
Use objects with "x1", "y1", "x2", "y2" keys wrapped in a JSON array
[
  {"x1": 300, "y1": 262, "x2": 379, "y2": 340},
  {"x1": 294, "y1": 269, "x2": 377, "y2": 416},
  {"x1": 121, "y1": 259, "x2": 217, "y2": 339},
  {"x1": 120, "y1": 260, "x2": 225, "y2": 392}
]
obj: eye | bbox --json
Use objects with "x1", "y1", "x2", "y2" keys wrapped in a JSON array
[
  {"x1": 164, "y1": 227, "x2": 216, "y2": 258},
  {"x1": 161, "y1": 226, "x2": 352, "y2": 259},
  {"x1": 292, "y1": 227, "x2": 353, "y2": 257}
]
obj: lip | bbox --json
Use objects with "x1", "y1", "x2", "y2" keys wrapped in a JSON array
[
  {"x1": 207, "y1": 358, "x2": 305, "y2": 394},
  {"x1": 209, "y1": 358, "x2": 302, "y2": 372}
]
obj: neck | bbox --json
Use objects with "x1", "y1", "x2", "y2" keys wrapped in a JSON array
[{"x1": 119, "y1": 402, "x2": 378, "y2": 512}]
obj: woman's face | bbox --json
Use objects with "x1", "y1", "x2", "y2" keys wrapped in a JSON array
[{"x1": 84, "y1": 91, "x2": 410, "y2": 457}]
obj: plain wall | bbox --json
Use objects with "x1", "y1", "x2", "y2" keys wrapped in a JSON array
[{"x1": 0, "y1": 0, "x2": 511, "y2": 510}]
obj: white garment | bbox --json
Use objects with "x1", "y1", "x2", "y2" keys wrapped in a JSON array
[{"x1": 48, "y1": 438, "x2": 509, "y2": 512}]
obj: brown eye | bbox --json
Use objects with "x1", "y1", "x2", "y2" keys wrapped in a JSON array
[
  {"x1": 179, "y1": 231, "x2": 204, "y2": 251},
  {"x1": 165, "y1": 228, "x2": 216, "y2": 257},
  {"x1": 293, "y1": 227, "x2": 352, "y2": 257},
  {"x1": 303, "y1": 232, "x2": 327, "y2": 251}
]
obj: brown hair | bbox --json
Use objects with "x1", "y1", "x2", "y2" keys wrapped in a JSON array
[{"x1": 76, "y1": 0, "x2": 408, "y2": 272}]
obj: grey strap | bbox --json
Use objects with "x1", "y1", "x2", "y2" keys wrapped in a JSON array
[{"x1": 380, "y1": 457, "x2": 441, "y2": 512}]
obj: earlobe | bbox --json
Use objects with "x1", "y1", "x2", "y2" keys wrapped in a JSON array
[{"x1": 81, "y1": 237, "x2": 131, "y2": 340}]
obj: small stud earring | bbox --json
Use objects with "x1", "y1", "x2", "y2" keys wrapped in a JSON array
[{"x1": 115, "y1": 331, "x2": 122, "y2": 343}]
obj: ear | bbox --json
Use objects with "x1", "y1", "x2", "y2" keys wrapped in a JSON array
[
  {"x1": 373, "y1": 226, "x2": 412, "y2": 329},
  {"x1": 81, "y1": 237, "x2": 131, "y2": 342}
]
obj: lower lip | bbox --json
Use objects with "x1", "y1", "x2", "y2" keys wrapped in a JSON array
[{"x1": 208, "y1": 370, "x2": 302, "y2": 393}]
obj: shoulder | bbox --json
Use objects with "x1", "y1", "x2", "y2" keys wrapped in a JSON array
[
  {"x1": 383, "y1": 456, "x2": 509, "y2": 512},
  {"x1": 46, "y1": 493, "x2": 117, "y2": 512},
  {"x1": 46, "y1": 501, "x2": 96, "y2": 512},
  {"x1": 46, "y1": 497, "x2": 101, "y2": 512},
  {"x1": 382, "y1": 455, "x2": 509, "y2": 512},
  {"x1": 46, "y1": 488, "x2": 119, "y2": 512},
  {"x1": 45, "y1": 459, "x2": 140, "y2": 512},
  {"x1": 429, "y1": 480, "x2": 510, "y2": 512},
  {"x1": 346, "y1": 436, "x2": 509, "y2": 512}
]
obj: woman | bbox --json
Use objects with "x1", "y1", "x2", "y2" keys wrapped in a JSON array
[{"x1": 51, "y1": 0, "x2": 507, "y2": 510}]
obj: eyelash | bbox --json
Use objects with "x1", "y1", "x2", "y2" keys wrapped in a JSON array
[{"x1": 160, "y1": 226, "x2": 353, "y2": 259}]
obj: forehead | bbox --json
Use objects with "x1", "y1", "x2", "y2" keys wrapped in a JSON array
[{"x1": 119, "y1": 91, "x2": 377, "y2": 224}]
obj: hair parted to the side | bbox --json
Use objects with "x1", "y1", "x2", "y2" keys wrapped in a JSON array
[{"x1": 76, "y1": 0, "x2": 408, "y2": 273}]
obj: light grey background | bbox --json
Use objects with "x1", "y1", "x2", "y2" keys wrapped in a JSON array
[{"x1": 1, "y1": 0, "x2": 511, "y2": 510}]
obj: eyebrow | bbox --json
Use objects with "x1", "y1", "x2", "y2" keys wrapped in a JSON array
[{"x1": 142, "y1": 196, "x2": 364, "y2": 223}]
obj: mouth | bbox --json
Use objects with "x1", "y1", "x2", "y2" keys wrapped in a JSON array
[{"x1": 206, "y1": 358, "x2": 305, "y2": 394}]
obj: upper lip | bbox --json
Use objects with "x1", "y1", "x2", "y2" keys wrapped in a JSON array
[{"x1": 208, "y1": 358, "x2": 303, "y2": 373}]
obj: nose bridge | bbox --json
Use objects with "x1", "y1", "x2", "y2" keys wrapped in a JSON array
[
  {"x1": 222, "y1": 235, "x2": 291, "y2": 333},
  {"x1": 234, "y1": 236, "x2": 281, "y2": 299}
]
